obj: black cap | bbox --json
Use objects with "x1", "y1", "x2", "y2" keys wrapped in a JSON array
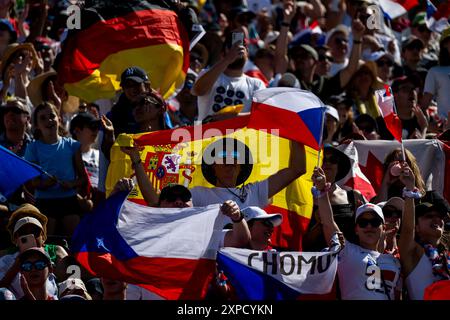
[
  {"x1": 402, "y1": 36, "x2": 424, "y2": 50},
  {"x1": 158, "y1": 184, "x2": 192, "y2": 204},
  {"x1": 70, "y1": 112, "x2": 101, "y2": 135},
  {"x1": 391, "y1": 75, "x2": 421, "y2": 93},
  {"x1": 120, "y1": 66, "x2": 149, "y2": 86},
  {"x1": 229, "y1": 5, "x2": 256, "y2": 22},
  {"x1": 415, "y1": 202, "x2": 449, "y2": 219}
]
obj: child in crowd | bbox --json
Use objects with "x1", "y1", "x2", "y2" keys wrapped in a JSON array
[{"x1": 24, "y1": 102, "x2": 88, "y2": 238}]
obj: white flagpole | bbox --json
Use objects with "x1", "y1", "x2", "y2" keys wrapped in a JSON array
[{"x1": 317, "y1": 106, "x2": 327, "y2": 167}]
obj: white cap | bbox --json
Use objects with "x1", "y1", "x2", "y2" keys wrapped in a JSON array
[
  {"x1": 58, "y1": 278, "x2": 90, "y2": 298},
  {"x1": 377, "y1": 197, "x2": 404, "y2": 211},
  {"x1": 13, "y1": 217, "x2": 43, "y2": 234},
  {"x1": 325, "y1": 105, "x2": 339, "y2": 122},
  {"x1": 355, "y1": 203, "x2": 384, "y2": 223},
  {"x1": 242, "y1": 206, "x2": 283, "y2": 227}
]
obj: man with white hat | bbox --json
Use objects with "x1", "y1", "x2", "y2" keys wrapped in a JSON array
[{"x1": 241, "y1": 206, "x2": 283, "y2": 251}]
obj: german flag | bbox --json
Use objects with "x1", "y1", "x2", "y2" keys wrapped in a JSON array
[{"x1": 56, "y1": 0, "x2": 189, "y2": 102}]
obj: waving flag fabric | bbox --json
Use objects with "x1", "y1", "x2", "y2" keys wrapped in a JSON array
[
  {"x1": 72, "y1": 191, "x2": 224, "y2": 300},
  {"x1": 0, "y1": 145, "x2": 44, "y2": 197},
  {"x1": 56, "y1": 0, "x2": 189, "y2": 102},
  {"x1": 375, "y1": 85, "x2": 402, "y2": 142},
  {"x1": 338, "y1": 140, "x2": 445, "y2": 200},
  {"x1": 106, "y1": 115, "x2": 319, "y2": 251},
  {"x1": 379, "y1": 0, "x2": 419, "y2": 19},
  {"x1": 248, "y1": 87, "x2": 326, "y2": 150},
  {"x1": 217, "y1": 245, "x2": 339, "y2": 300}
]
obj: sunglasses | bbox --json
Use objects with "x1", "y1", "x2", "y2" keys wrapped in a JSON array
[
  {"x1": 20, "y1": 260, "x2": 48, "y2": 272},
  {"x1": 376, "y1": 59, "x2": 393, "y2": 67},
  {"x1": 356, "y1": 218, "x2": 383, "y2": 228}
]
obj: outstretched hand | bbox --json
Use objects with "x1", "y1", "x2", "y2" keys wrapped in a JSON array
[
  {"x1": 220, "y1": 200, "x2": 241, "y2": 221},
  {"x1": 399, "y1": 161, "x2": 415, "y2": 190},
  {"x1": 311, "y1": 166, "x2": 327, "y2": 191},
  {"x1": 111, "y1": 178, "x2": 135, "y2": 196}
]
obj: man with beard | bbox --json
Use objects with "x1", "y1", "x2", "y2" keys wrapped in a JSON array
[{"x1": 192, "y1": 31, "x2": 266, "y2": 123}]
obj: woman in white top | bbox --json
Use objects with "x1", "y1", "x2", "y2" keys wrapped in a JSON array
[
  {"x1": 312, "y1": 167, "x2": 401, "y2": 300},
  {"x1": 398, "y1": 161, "x2": 450, "y2": 300}
]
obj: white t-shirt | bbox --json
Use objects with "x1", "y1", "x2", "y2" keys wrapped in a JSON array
[
  {"x1": 82, "y1": 148, "x2": 100, "y2": 188},
  {"x1": 329, "y1": 58, "x2": 349, "y2": 77},
  {"x1": 337, "y1": 242, "x2": 401, "y2": 300},
  {"x1": 190, "y1": 180, "x2": 269, "y2": 226},
  {"x1": 423, "y1": 66, "x2": 450, "y2": 117},
  {"x1": 196, "y1": 70, "x2": 266, "y2": 121}
]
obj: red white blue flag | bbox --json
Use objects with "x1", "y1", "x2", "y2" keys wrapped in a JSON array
[{"x1": 375, "y1": 85, "x2": 403, "y2": 142}]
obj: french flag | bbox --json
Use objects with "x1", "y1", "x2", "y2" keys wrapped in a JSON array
[
  {"x1": 248, "y1": 87, "x2": 326, "y2": 150},
  {"x1": 375, "y1": 85, "x2": 403, "y2": 142},
  {"x1": 217, "y1": 245, "x2": 339, "y2": 300},
  {"x1": 71, "y1": 191, "x2": 225, "y2": 300}
]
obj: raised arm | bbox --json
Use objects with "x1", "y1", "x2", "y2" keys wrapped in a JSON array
[
  {"x1": 274, "y1": 0, "x2": 295, "y2": 75},
  {"x1": 221, "y1": 200, "x2": 251, "y2": 248},
  {"x1": 120, "y1": 146, "x2": 159, "y2": 206},
  {"x1": 397, "y1": 162, "x2": 422, "y2": 275},
  {"x1": 312, "y1": 167, "x2": 341, "y2": 244},
  {"x1": 339, "y1": 19, "x2": 365, "y2": 88},
  {"x1": 268, "y1": 141, "x2": 306, "y2": 198},
  {"x1": 191, "y1": 43, "x2": 244, "y2": 97}
]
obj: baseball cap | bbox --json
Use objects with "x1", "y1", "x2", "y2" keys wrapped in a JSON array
[
  {"x1": 325, "y1": 25, "x2": 349, "y2": 45},
  {"x1": 325, "y1": 105, "x2": 339, "y2": 122},
  {"x1": 242, "y1": 206, "x2": 283, "y2": 227},
  {"x1": 2, "y1": 98, "x2": 31, "y2": 115},
  {"x1": 13, "y1": 217, "x2": 43, "y2": 234},
  {"x1": 355, "y1": 203, "x2": 385, "y2": 223},
  {"x1": 18, "y1": 246, "x2": 51, "y2": 265},
  {"x1": 415, "y1": 202, "x2": 449, "y2": 219},
  {"x1": 58, "y1": 278, "x2": 92, "y2": 300},
  {"x1": 69, "y1": 112, "x2": 101, "y2": 135},
  {"x1": 377, "y1": 197, "x2": 404, "y2": 212},
  {"x1": 120, "y1": 66, "x2": 149, "y2": 86}
]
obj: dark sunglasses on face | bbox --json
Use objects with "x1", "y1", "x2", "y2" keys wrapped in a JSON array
[
  {"x1": 376, "y1": 59, "x2": 393, "y2": 67},
  {"x1": 356, "y1": 218, "x2": 383, "y2": 228},
  {"x1": 20, "y1": 260, "x2": 48, "y2": 272}
]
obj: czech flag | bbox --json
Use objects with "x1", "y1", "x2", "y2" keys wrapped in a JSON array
[
  {"x1": 217, "y1": 245, "x2": 339, "y2": 300},
  {"x1": 72, "y1": 191, "x2": 224, "y2": 300},
  {"x1": 247, "y1": 87, "x2": 326, "y2": 150},
  {"x1": 375, "y1": 85, "x2": 403, "y2": 142},
  {"x1": 56, "y1": 0, "x2": 189, "y2": 102}
]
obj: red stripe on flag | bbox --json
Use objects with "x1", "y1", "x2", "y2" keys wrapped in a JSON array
[
  {"x1": 75, "y1": 252, "x2": 215, "y2": 300},
  {"x1": 266, "y1": 205, "x2": 310, "y2": 251},
  {"x1": 248, "y1": 102, "x2": 320, "y2": 150},
  {"x1": 59, "y1": 8, "x2": 189, "y2": 84}
]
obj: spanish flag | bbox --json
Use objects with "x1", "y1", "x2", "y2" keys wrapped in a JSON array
[
  {"x1": 106, "y1": 116, "x2": 318, "y2": 251},
  {"x1": 56, "y1": 0, "x2": 189, "y2": 102}
]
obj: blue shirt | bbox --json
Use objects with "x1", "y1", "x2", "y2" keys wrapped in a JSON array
[{"x1": 24, "y1": 137, "x2": 81, "y2": 199}]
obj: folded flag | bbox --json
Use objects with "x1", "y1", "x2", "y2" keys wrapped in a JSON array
[
  {"x1": 375, "y1": 85, "x2": 403, "y2": 142},
  {"x1": 56, "y1": 0, "x2": 189, "y2": 102},
  {"x1": 248, "y1": 87, "x2": 326, "y2": 150},
  {"x1": 71, "y1": 191, "x2": 224, "y2": 299},
  {"x1": 217, "y1": 237, "x2": 340, "y2": 300},
  {"x1": 0, "y1": 145, "x2": 44, "y2": 197}
]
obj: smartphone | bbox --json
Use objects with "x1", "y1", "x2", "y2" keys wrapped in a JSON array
[
  {"x1": 18, "y1": 234, "x2": 37, "y2": 253},
  {"x1": 232, "y1": 32, "x2": 244, "y2": 46}
]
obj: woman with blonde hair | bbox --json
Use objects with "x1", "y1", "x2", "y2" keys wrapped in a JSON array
[{"x1": 372, "y1": 147, "x2": 426, "y2": 203}]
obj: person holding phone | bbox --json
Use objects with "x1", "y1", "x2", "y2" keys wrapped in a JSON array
[
  {"x1": 0, "y1": 203, "x2": 67, "y2": 299},
  {"x1": 191, "y1": 30, "x2": 266, "y2": 123}
]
